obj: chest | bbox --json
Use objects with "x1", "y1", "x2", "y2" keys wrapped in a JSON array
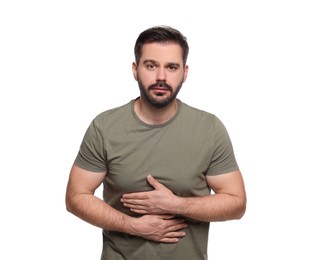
[{"x1": 104, "y1": 126, "x2": 213, "y2": 197}]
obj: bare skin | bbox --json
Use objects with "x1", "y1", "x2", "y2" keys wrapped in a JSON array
[
  {"x1": 66, "y1": 43, "x2": 191, "y2": 243},
  {"x1": 132, "y1": 42, "x2": 188, "y2": 125},
  {"x1": 66, "y1": 164, "x2": 187, "y2": 243},
  {"x1": 66, "y1": 42, "x2": 246, "y2": 245},
  {"x1": 126, "y1": 43, "x2": 246, "y2": 222},
  {"x1": 121, "y1": 172, "x2": 246, "y2": 222}
]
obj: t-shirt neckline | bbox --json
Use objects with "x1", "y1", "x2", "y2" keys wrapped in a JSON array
[{"x1": 130, "y1": 98, "x2": 182, "y2": 128}]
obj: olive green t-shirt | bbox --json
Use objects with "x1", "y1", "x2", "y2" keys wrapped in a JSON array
[{"x1": 75, "y1": 99, "x2": 239, "y2": 260}]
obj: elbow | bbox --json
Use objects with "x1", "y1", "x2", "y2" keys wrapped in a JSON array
[
  {"x1": 235, "y1": 198, "x2": 247, "y2": 220},
  {"x1": 235, "y1": 206, "x2": 246, "y2": 220},
  {"x1": 65, "y1": 186, "x2": 82, "y2": 214},
  {"x1": 65, "y1": 200, "x2": 72, "y2": 213},
  {"x1": 65, "y1": 193, "x2": 76, "y2": 214},
  {"x1": 65, "y1": 198, "x2": 72, "y2": 213}
]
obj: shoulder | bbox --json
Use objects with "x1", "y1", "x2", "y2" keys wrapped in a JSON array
[
  {"x1": 179, "y1": 101, "x2": 221, "y2": 126},
  {"x1": 92, "y1": 100, "x2": 133, "y2": 127},
  {"x1": 178, "y1": 101, "x2": 230, "y2": 138}
]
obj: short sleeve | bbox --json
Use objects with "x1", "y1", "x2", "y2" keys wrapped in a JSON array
[
  {"x1": 74, "y1": 118, "x2": 107, "y2": 172},
  {"x1": 206, "y1": 117, "x2": 239, "y2": 176}
]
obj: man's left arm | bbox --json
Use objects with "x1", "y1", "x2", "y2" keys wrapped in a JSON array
[{"x1": 121, "y1": 170, "x2": 246, "y2": 222}]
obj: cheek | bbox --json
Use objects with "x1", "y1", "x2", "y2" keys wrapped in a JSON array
[
  {"x1": 171, "y1": 74, "x2": 185, "y2": 86},
  {"x1": 138, "y1": 72, "x2": 155, "y2": 85},
  {"x1": 182, "y1": 73, "x2": 187, "y2": 83}
]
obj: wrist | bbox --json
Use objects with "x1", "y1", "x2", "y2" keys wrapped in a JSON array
[
  {"x1": 172, "y1": 196, "x2": 189, "y2": 216},
  {"x1": 123, "y1": 215, "x2": 139, "y2": 236}
]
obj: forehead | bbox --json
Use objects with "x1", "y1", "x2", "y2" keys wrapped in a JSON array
[{"x1": 140, "y1": 42, "x2": 183, "y2": 64}]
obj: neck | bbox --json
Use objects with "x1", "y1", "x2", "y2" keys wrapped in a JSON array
[{"x1": 134, "y1": 97, "x2": 178, "y2": 125}]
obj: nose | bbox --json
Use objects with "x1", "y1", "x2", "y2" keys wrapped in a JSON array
[{"x1": 156, "y1": 68, "x2": 167, "y2": 81}]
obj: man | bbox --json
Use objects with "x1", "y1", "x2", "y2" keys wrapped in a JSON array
[{"x1": 66, "y1": 26, "x2": 246, "y2": 260}]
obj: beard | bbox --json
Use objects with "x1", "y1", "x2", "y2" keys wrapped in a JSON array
[{"x1": 137, "y1": 79, "x2": 183, "y2": 109}]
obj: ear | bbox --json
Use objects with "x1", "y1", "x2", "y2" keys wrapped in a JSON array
[
  {"x1": 132, "y1": 62, "x2": 138, "y2": 81},
  {"x1": 183, "y1": 65, "x2": 189, "y2": 82}
]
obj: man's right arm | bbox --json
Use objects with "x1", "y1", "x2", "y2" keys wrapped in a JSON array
[{"x1": 65, "y1": 164, "x2": 187, "y2": 243}]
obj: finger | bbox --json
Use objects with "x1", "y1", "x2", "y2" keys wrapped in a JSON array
[
  {"x1": 130, "y1": 208, "x2": 148, "y2": 214},
  {"x1": 166, "y1": 231, "x2": 186, "y2": 238},
  {"x1": 122, "y1": 192, "x2": 148, "y2": 200},
  {"x1": 159, "y1": 237, "x2": 180, "y2": 243},
  {"x1": 122, "y1": 201, "x2": 147, "y2": 210},
  {"x1": 123, "y1": 203, "x2": 143, "y2": 209},
  {"x1": 167, "y1": 222, "x2": 188, "y2": 232},
  {"x1": 121, "y1": 198, "x2": 146, "y2": 206},
  {"x1": 159, "y1": 214, "x2": 177, "y2": 220},
  {"x1": 159, "y1": 231, "x2": 186, "y2": 243},
  {"x1": 147, "y1": 175, "x2": 162, "y2": 189}
]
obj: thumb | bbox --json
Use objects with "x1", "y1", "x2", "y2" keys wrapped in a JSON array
[{"x1": 147, "y1": 175, "x2": 162, "y2": 190}]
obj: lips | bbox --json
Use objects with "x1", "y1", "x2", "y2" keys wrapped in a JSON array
[
  {"x1": 151, "y1": 88, "x2": 168, "y2": 97},
  {"x1": 152, "y1": 86, "x2": 169, "y2": 91},
  {"x1": 148, "y1": 82, "x2": 172, "y2": 92}
]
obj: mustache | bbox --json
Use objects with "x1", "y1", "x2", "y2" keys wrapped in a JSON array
[{"x1": 148, "y1": 81, "x2": 173, "y2": 91}]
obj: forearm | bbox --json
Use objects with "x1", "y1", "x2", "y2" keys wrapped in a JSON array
[
  {"x1": 121, "y1": 172, "x2": 246, "y2": 222},
  {"x1": 66, "y1": 193, "x2": 187, "y2": 243},
  {"x1": 66, "y1": 193, "x2": 133, "y2": 233},
  {"x1": 173, "y1": 193, "x2": 246, "y2": 222},
  {"x1": 65, "y1": 166, "x2": 187, "y2": 242}
]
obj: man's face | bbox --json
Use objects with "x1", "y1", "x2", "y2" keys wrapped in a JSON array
[{"x1": 133, "y1": 42, "x2": 188, "y2": 108}]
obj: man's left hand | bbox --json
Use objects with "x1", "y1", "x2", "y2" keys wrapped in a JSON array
[{"x1": 121, "y1": 175, "x2": 179, "y2": 215}]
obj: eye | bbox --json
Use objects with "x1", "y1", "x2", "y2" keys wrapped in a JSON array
[
  {"x1": 168, "y1": 65, "x2": 178, "y2": 71},
  {"x1": 146, "y1": 63, "x2": 156, "y2": 70}
]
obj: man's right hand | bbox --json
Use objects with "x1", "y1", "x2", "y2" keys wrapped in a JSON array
[{"x1": 129, "y1": 214, "x2": 187, "y2": 243}]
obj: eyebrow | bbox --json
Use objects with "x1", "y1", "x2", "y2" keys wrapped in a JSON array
[
  {"x1": 143, "y1": 59, "x2": 180, "y2": 67},
  {"x1": 142, "y1": 59, "x2": 158, "y2": 65}
]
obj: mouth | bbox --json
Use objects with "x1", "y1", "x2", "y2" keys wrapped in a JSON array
[
  {"x1": 149, "y1": 82, "x2": 172, "y2": 96},
  {"x1": 150, "y1": 86, "x2": 169, "y2": 96},
  {"x1": 152, "y1": 86, "x2": 169, "y2": 91}
]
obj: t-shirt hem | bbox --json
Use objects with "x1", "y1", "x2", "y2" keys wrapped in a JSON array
[
  {"x1": 74, "y1": 160, "x2": 107, "y2": 173},
  {"x1": 206, "y1": 165, "x2": 239, "y2": 176}
]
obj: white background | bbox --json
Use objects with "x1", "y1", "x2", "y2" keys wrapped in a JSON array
[{"x1": 1, "y1": 1, "x2": 315, "y2": 259}]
